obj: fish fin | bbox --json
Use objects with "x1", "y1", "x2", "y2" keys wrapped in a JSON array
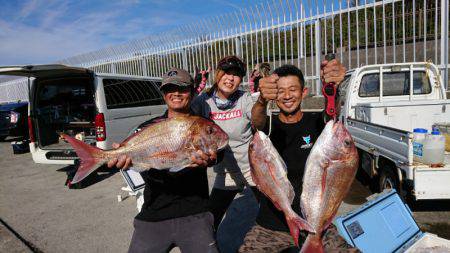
[
  {"x1": 322, "y1": 216, "x2": 335, "y2": 232},
  {"x1": 286, "y1": 214, "x2": 315, "y2": 247},
  {"x1": 169, "y1": 166, "x2": 186, "y2": 172},
  {"x1": 300, "y1": 199, "x2": 308, "y2": 221},
  {"x1": 61, "y1": 134, "x2": 104, "y2": 184},
  {"x1": 300, "y1": 234, "x2": 324, "y2": 253}
]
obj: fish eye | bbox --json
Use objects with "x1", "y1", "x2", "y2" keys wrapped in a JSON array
[
  {"x1": 206, "y1": 126, "x2": 214, "y2": 135},
  {"x1": 344, "y1": 139, "x2": 351, "y2": 146}
]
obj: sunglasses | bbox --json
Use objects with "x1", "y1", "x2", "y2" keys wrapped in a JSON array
[{"x1": 161, "y1": 84, "x2": 193, "y2": 94}]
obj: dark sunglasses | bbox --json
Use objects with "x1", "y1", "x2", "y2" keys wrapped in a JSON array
[{"x1": 161, "y1": 84, "x2": 193, "y2": 94}]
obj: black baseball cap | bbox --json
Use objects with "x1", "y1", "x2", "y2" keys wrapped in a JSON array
[{"x1": 217, "y1": 56, "x2": 246, "y2": 77}]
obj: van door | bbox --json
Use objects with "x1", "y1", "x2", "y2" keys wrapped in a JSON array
[{"x1": 0, "y1": 65, "x2": 95, "y2": 164}]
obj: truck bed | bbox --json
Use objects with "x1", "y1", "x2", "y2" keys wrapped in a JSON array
[{"x1": 346, "y1": 117, "x2": 450, "y2": 200}]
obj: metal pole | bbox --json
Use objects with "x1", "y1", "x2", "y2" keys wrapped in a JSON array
[
  {"x1": 275, "y1": 0, "x2": 282, "y2": 67},
  {"x1": 402, "y1": 0, "x2": 406, "y2": 62},
  {"x1": 441, "y1": 0, "x2": 449, "y2": 89},
  {"x1": 392, "y1": 0, "x2": 396, "y2": 63},
  {"x1": 339, "y1": 0, "x2": 343, "y2": 62},
  {"x1": 434, "y1": 0, "x2": 438, "y2": 64},
  {"x1": 251, "y1": 5, "x2": 260, "y2": 65},
  {"x1": 287, "y1": 0, "x2": 294, "y2": 64},
  {"x1": 423, "y1": 0, "x2": 427, "y2": 61},
  {"x1": 245, "y1": 7, "x2": 255, "y2": 71},
  {"x1": 256, "y1": 4, "x2": 265, "y2": 63},
  {"x1": 365, "y1": 0, "x2": 368, "y2": 65},
  {"x1": 295, "y1": 0, "x2": 301, "y2": 67},
  {"x1": 356, "y1": 0, "x2": 360, "y2": 67},
  {"x1": 413, "y1": 0, "x2": 416, "y2": 61},
  {"x1": 315, "y1": 19, "x2": 321, "y2": 95},
  {"x1": 374, "y1": 0, "x2": 377, "y2": 64},
  {"x1": 347, "y1": 0, "x2": 351, "y2": 69},
  {"x1": 332, "y1": 0, "x2": 335, "y2": 54},
  {"x1": 261, "y1": 3, "x2": 270, "y2": 63},
  {"x1": 268, "y1": 2, "x2": 276, "y2": 69},
  {"x1": 382, "y1": 0, "x2": 387, "y2": 64}
]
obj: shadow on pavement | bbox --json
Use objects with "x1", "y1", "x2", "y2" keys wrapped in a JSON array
[
  {"x1": 408, "y1": 200, "x2": 450, "y2": 212},
  {"x1": 57, "y1": 164, "x2": 119, "y2": 189}
]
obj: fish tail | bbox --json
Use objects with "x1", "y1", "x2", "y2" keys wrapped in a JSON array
[
  {"x1": 300, "y1": 234, "x2": 324, "y2": 253},
  {"x1": 61, "y1": 134, "x2": 105, "y2": 184},
  {"x1": 286, "y1": 214, "x2": 315, "y2": 247}
]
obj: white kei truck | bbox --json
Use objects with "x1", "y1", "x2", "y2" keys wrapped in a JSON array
[{"x1": 337, "y1": 62, "x2": 450, "y2": 201}]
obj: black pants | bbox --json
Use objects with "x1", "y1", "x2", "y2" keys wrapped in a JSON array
[
  {"x1": 209, "y1": 186, "x2": 260, "y2": 231},
  {"x1": 128, "y1": 212, "x2": 218, "y2": 253}
]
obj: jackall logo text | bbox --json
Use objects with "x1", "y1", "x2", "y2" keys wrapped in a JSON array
[{"x1": 210, "y1": 110, "x2": 242, "y2": 120}]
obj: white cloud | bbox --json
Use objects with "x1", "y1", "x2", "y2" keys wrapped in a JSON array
[
  {"x1": 0, "y1": 0, "x2": 241, "y2": 66},
  {"x1": 0, "y1": 1, "x2": 150, "y2": 65},
  {"x1": 18, "y1": 0, "x2": 39, "y2": 19}
]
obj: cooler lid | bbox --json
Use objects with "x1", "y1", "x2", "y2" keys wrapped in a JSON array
[{"x1": 334, "y1": 189, "x2": 421, "y2": 253}]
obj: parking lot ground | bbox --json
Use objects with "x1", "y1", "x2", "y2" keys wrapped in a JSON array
[{"x1": 0, "y1": 140, "x2": 449, "y2": 253}]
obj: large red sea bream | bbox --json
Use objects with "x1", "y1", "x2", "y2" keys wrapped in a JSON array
[
  {"x1": 62, "y1": 116, "x2": 229, "y2": 184},
  {"x1": 300, "y1": 121, "x2": 359, "y2": 253}
]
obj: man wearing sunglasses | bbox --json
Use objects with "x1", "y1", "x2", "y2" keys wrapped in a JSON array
[{"x1": 108, "y1": 68, "x2": 219, "y2": 253}]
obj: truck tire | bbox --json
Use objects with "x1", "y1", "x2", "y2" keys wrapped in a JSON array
[{"x1": 379, "y1": 168, "x2": 399, "y2": 192}]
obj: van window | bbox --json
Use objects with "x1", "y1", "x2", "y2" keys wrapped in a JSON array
[
  {"x1": 358, "y1": 71, "x2": 431, "y2": 97},
  {"x1": 103, "y1": 79, "x2": 164, "y2": 109}
]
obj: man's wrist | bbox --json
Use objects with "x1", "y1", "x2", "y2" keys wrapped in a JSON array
[{"x1": 257, "y1": 95, "x2": 268, "y2": 106}]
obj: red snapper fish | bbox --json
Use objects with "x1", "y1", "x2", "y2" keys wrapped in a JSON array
[
  {"x1": 62, "y1": 116, "x2": 229, "y2": 184},
  {"x1": 249, "y1": 131, "x2": 314, "y2": 246},
  {"x1": 300, "y1": 121, "x2": 359, "y2": 253}
]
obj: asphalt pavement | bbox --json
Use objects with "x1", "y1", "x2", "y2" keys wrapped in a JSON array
[{"x1": 0, "y1": 140, "x2": 449, "y2": 253}]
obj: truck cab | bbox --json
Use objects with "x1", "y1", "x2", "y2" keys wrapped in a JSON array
[{"x1": 339, "y1": 62, "x2": 450, "y2": 200}]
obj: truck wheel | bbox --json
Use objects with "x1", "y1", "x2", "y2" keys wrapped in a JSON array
[{"x1": 379, "y1": 168, "x2": 399, "y2": 192}]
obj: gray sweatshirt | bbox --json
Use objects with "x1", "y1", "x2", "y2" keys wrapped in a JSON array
[{"x1": 191, "y1": 90, "x2": 255, "y2": 189}]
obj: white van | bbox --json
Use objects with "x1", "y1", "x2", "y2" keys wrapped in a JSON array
[{"x1": 0, "y1": 65, "x2": 166, "y2": 165}]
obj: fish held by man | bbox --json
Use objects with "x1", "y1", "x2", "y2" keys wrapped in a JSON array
[
  {"x1": 62, "y1": 116, "x2": 229, "y2": 184},
  {"x1": 249, "y1": 130, "x2": 315, "y2": 246},
  {"x1": 300, "y1": 121, "x2": 359, "y2": 253}
]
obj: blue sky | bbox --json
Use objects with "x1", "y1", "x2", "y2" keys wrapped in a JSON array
[
  {"x1": 0, "y1": 0, "x2": 265, "y2": 65},
  {"x1": 0, "y1": 0, "x2": 357, "y2": 66}
]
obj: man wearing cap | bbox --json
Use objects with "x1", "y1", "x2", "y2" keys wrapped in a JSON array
[{"x1": 108, "y1": 68, "x2": 219, "y2": 253}]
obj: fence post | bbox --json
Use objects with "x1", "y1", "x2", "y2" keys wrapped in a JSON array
[
  {"x1": 315, "y1": 19, "x2": 322, "y2": 96},
  {"x1": 235, "y1": 36, "x2": 242, "y2": 58},
  {"x1": 141, "y1": 57, "x2": 148, "y2": 77},
  {"x1": 182, "y1": 49, "x2": 189, "y2": 70},
  {"x1": 441, "y1": 0, "x2": 449, "y2": 90},
  {"x1": 111, "y1": 62, "x2": 116, "y2": 74}
]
